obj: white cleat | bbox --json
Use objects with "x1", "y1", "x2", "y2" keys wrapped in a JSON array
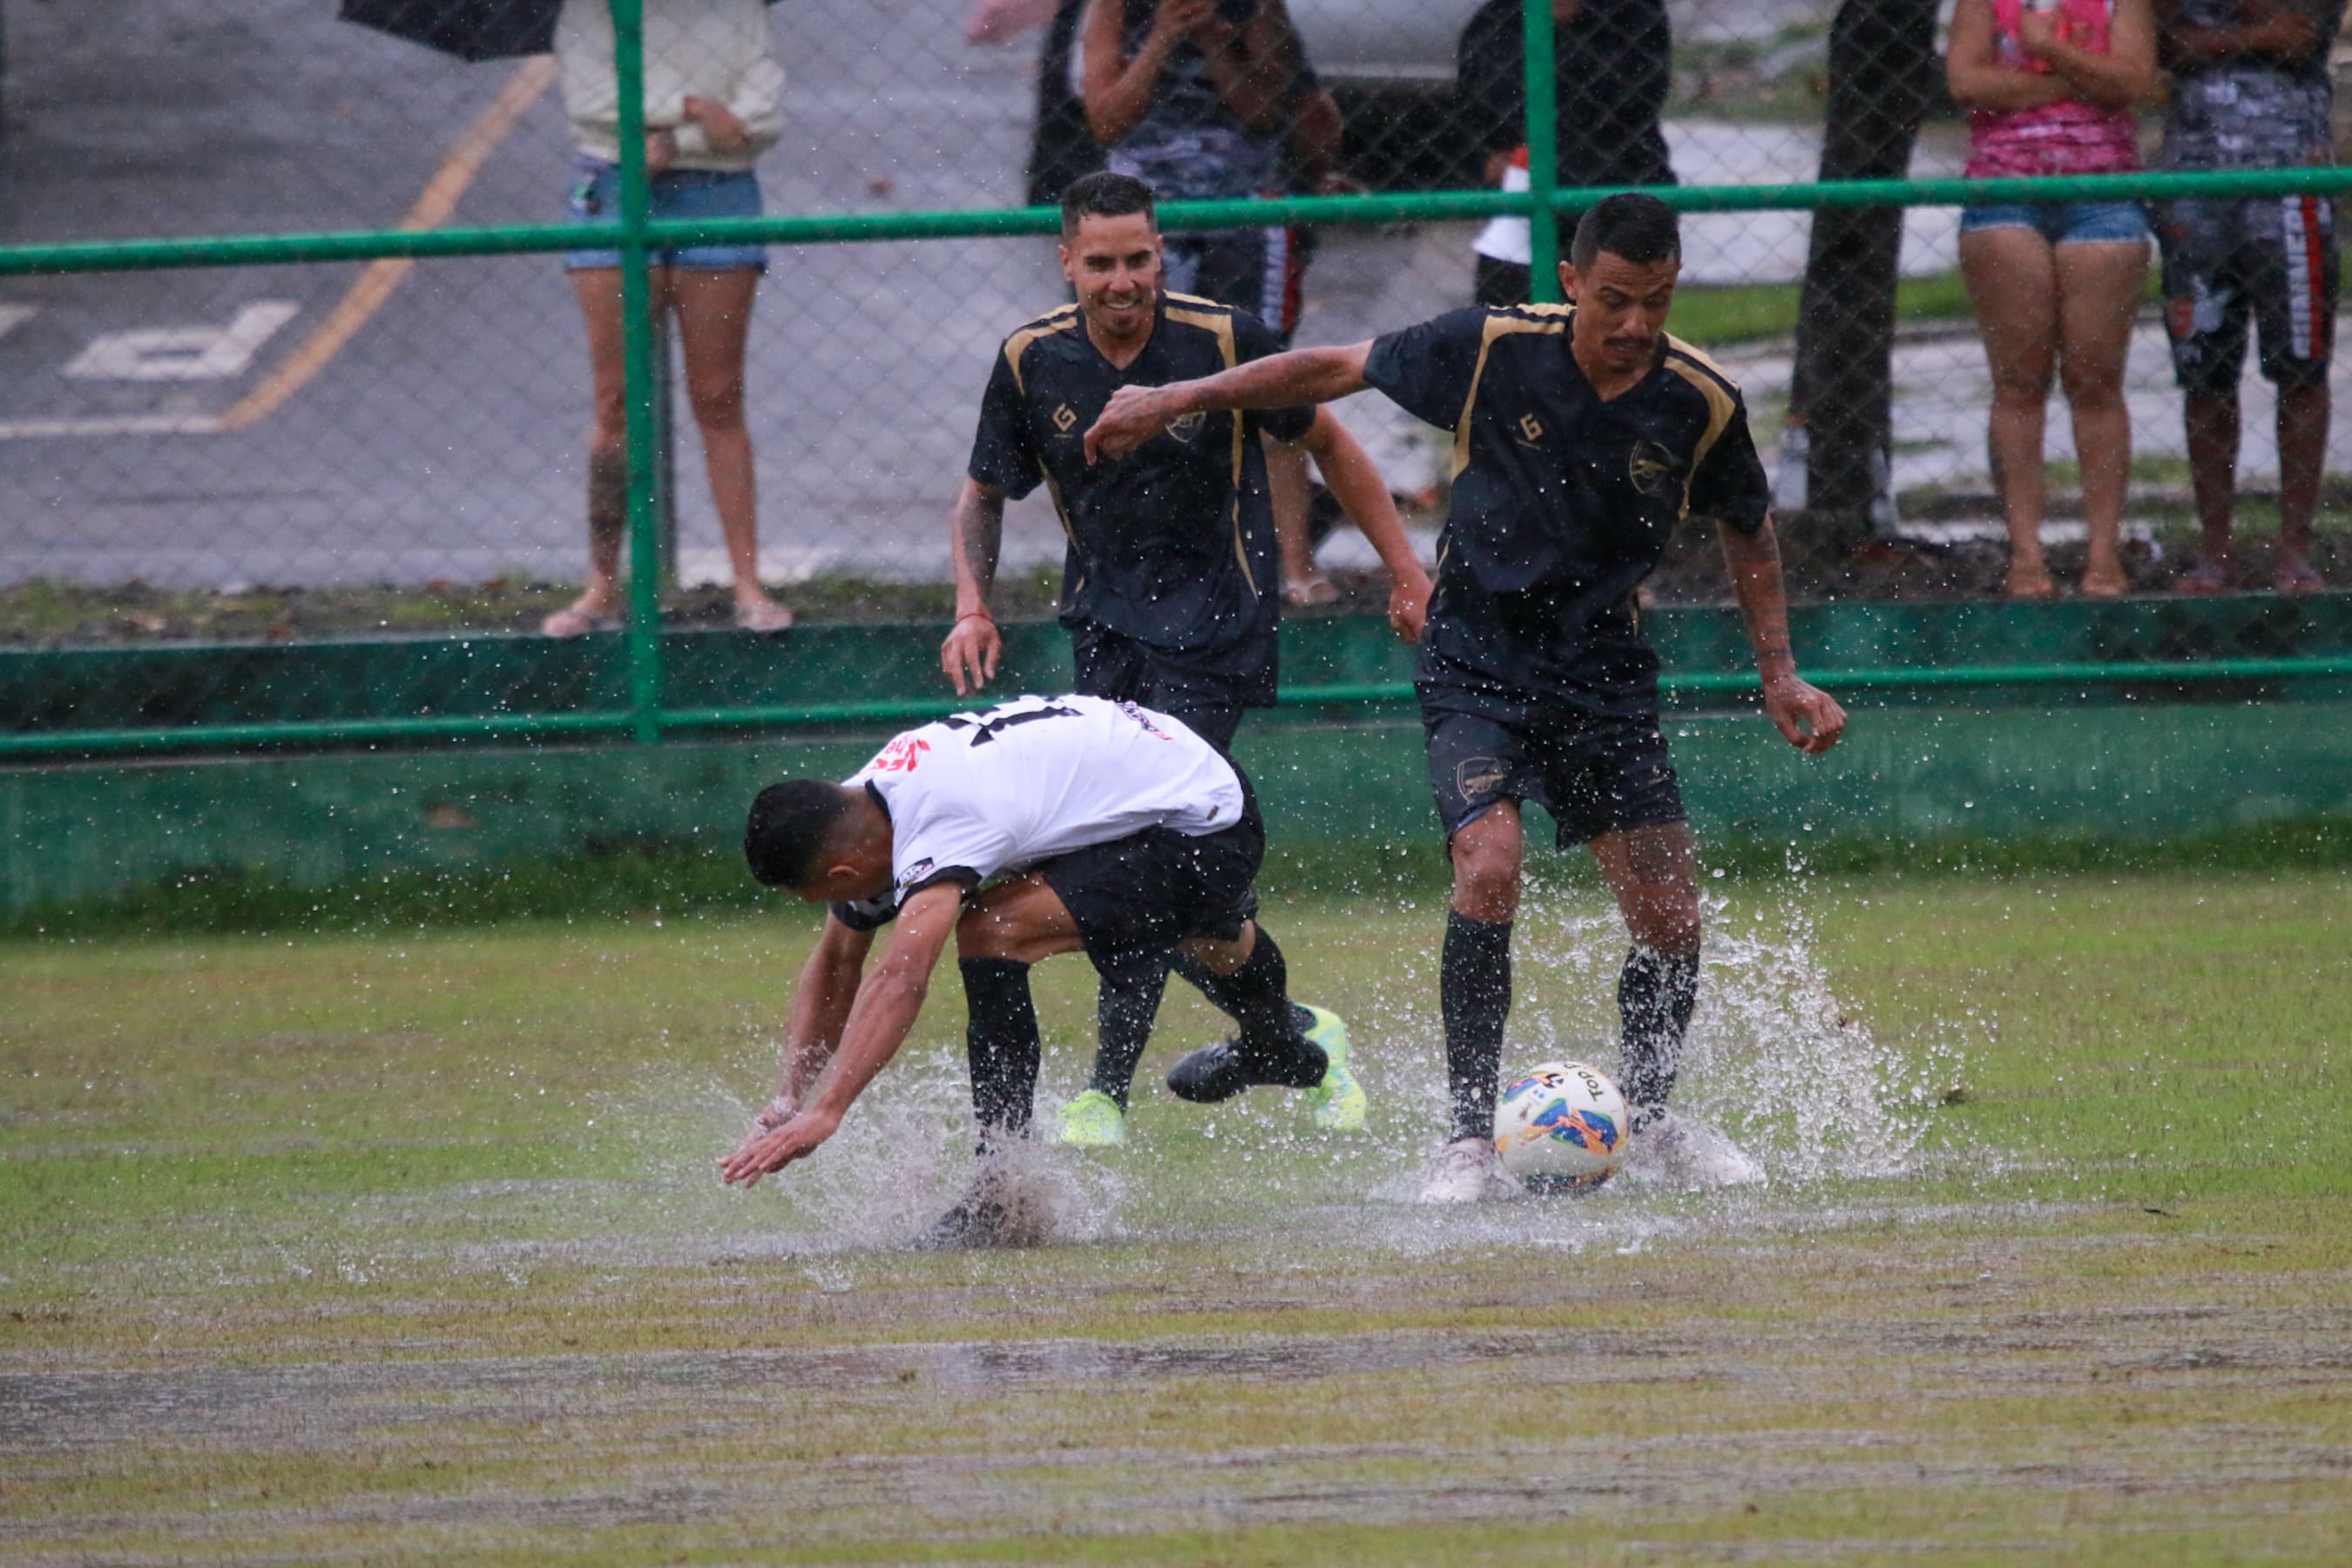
[
  {"x1": 1417, "y1": 1137, "x2": 1524, "y2": 1203},
  {"x1": 1631, "y1": 1110, "x2": 1767, "y2": 1188}
]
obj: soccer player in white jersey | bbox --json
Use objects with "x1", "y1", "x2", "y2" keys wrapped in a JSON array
[{"x1": 719, "y1": 694, "x2": 1342, "y2": 1247}]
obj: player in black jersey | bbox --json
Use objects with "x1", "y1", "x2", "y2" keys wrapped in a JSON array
[
  {"x1": 938, "y1": 170, "x2": 1433, "y2": 1149},
  {"x1": 1086, "y1": 193, "x2": 1848, "y2": 1200}
]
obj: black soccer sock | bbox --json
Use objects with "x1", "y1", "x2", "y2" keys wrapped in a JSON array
[
  {"x1": 1209, "y1": 929, "x2": 1326, "y2": 1088},
  {"x1": 1442, "y1": 911, "x2": 1513, "y2": 1142},
  {"x1": 1169, "y1": 950, "x2": 1316, "y2": 1036},
  {"x1": 1089, "y1": 947, "x2": 1171, "y2": 1112},
  {"x1": 1618, "y1": 946, "x2": 1700, "y2": 1126},
  {"x1": 960, "y1": 957, "x2": 1042, "y2": 1147}
]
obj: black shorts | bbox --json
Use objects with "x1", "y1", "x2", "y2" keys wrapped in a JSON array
[
  {"x1": 1424, "y1": 708, "x2": 1686, "y2": 850},
  {"x1": 1070, "y1": 622, "x2": 1272, "y2": 752},
  {"x1": 1036, "y1": 772, "x2": 1265, "y2": 958}
]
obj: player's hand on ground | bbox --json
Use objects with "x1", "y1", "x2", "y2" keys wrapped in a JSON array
[
  {"x1": 1387, "y1": 570, "x2": 1430, "y2": 644},
  {"x1": 941, "y1": 613, "x2": 1003, "y2": 696},
  {"x1": 682, "y1": 95, "x2": 751, "y2": 155},
  {"x1": 1762, "y1": 675, "x2": 1846, "y2": 754},
  {"x1": 720, "y1": 1107, "x2": 840, "y2": 1187},
  {"x1": 1084, "y1": 386, "x2": 1179, "y2": 463}
]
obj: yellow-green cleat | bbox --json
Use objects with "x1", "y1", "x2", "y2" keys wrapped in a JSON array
[
  {"x1": 1300, "y1": 1005, "x2": 1366, "y2": 1132},
  {"x1": 1052, "y1": 1088, "x2": 1126, "y2": 1148}
]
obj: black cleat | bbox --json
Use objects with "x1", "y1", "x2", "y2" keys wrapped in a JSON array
[
  {"x1": 908, "y1": 1195, "x2": 1010, "y2": 1251},
  {"x1": 1166, "y1": 1036, "x2": 1328, "y2": 1103}
]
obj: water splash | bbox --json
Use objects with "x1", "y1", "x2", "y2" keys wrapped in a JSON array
[{"x1": 1514, "y1": 888, "x2": 1976, "y2": 1186}]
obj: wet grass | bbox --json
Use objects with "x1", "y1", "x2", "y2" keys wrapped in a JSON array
[{"x1": 4, "y1": 868, "x2": 2349, "y2": 1562}]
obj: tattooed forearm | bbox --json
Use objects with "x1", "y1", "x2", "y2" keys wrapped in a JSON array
[{"x1": 950, "y1": 481, "x2": 1005, "y2": 605}]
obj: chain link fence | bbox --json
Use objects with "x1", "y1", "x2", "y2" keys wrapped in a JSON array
[{"x1": 2, "y1": 0, "x2": 2349, "y2": 746}]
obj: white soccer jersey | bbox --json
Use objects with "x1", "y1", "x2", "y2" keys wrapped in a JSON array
[{"x1": 832, "y1": 694, "x2": 1246, "y2": 928}]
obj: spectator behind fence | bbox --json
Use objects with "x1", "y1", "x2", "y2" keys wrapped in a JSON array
[
  {"x1": 1947, "y1": 0, "x2": 2156, "y2": 599},
  {"x1": 2153, "y1": 0, "x2": 2343, "y2": 594},
  {"x1": 1080, "y1": 0, "x2": 1348, "y2": 605},
  {"x1": 544, "y1": 0, "x2": 793, "y2": 638},
  {"x1": 1455, "y1": 0, "x2": 1676, "y2": 308}
]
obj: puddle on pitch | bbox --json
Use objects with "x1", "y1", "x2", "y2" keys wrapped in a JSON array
[{"x1": 568, "y1": 888, "x2": 1984, "y2": 1264}]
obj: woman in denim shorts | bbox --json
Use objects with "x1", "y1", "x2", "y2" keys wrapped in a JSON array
[
  {"x1": 545, "y1": 0, "x2": 792, "y2": 635},
  {"x1": 1948, "y1": 0, "x2": 2157, "y2": 598}
]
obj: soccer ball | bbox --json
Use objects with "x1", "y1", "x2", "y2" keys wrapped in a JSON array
[{"x1": 1495, "y1": 1061, "x2": 1630, "y2": 1191}]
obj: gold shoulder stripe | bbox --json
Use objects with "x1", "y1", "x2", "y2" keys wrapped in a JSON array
[
  {"x1": 1000, "y1": 308, "x2": 1081, "y2": 397},
  {"x1": 1452, "y1": 310, "x2": 1567, "y2": 479},
  {"x1": 1662, "y1": 352, "x2": 1740, "y2": 519},
  {"x1": 1665, "y1": 333, "x2": 1740, "y2": 396},
  {"x1": 1163, "y1": 304, "x2": 1234, "y2": 340},
  {"x1": 1162, "y1": 290, "x2": 1227, "y2": 312}
]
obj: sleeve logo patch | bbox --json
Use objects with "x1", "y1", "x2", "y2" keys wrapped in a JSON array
[
  {"x1": 868, "y1": 736, "x2": 930, "y2": 774},
  {"x1": 896, "y1": 857, "x2": 936, "y2": 890}
]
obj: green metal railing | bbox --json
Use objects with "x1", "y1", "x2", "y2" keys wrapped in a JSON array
[{"x1": 3, "y1": 0, "x2": 2349, "y2": 762}]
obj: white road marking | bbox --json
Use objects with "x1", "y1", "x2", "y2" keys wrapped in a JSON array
[
  {"x1": 63, "y1": 301, "x2": 301, "y2": 382},
  {"x1": 0, "y1": 414, "x2": 224, "y2": 438}
]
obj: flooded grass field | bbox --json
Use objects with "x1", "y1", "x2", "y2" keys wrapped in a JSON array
[{"x1": 5, "y1": 868, "x2": 2349, "y2": 1563}]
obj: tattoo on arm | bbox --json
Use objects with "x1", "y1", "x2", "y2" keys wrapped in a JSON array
[{"x1": 955, "y1": 485, "x2": 1005, "y2": 601}]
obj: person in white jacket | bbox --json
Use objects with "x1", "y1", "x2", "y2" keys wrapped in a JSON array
[{"x1": 544, "y1": 0, "x2": 794, "y2": 636}]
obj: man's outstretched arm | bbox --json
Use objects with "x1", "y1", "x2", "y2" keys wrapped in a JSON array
[
  {"x1": 1717, "y1": 517, "x2": 1846, "y2": 755},
  {"x1": 719, "y1": 883, "x2": 963, "y2": 1186},
  {"x1": 1085, "y1": 342, "x2": 1375, "y2": 462}
]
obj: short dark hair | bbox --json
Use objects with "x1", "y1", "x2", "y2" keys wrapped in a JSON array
[
  {"x1": 1061, "y1": 170, "x2": 1156, "y2": 239},
  {"x1": 744, "y1": 780, "x2": 855, "y2": 889},
  {"x1": 1570, "y1": 193, "x2": 1681, "y2": 273}
]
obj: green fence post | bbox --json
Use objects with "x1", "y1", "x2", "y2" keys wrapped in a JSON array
[
  {"x1": 610, "y1": 0, "x2": 664, "y2": 745},
  {"x1": 1522, "y1": 0, "x2": 1560, "y2": 302}
]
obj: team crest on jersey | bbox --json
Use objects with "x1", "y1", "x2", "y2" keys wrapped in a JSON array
[
  {"x1": 1627, "y1": 438, "x2": 1678, "y2": 495},
  {"x1": 1051, "y1": 402, "x2": 1078, "y2": 433},
  {"x1": 1165, "y1": 410, "x2": 1206, "y2": 443}
]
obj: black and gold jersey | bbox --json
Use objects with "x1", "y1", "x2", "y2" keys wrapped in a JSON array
[
  {"x1": 1363, "y1": 303, "x2": 1770, "y2": 721},
  {"x1": 967, "y1": 293, "x2": 1315, "y2": 679}
]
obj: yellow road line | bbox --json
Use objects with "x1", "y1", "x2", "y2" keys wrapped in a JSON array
[{"x1": 220, "y1": 56, "x2": 558, "y2": 432}]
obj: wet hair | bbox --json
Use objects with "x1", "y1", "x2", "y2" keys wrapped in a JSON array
[
  {"x1": 1061, "y1": 170, "x2": 1157, "y2": 239},
  {"x1": 744, "y1": 780, "x2": 855, "y2": 889},
  {"x1": 1570, "y1": 193, "x2": 1681, "y2": 274}
]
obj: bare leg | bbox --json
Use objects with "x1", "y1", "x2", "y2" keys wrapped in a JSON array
[
  {"x1": 551, "y1": 266, "x2": 673, "y2": 632},
  {"x1": 2053, "y1": 239, "x2": 2150, "y2": 596},
  {"x1": 1961, "y1": 226, "x2": 2061, "y2": 597},
  {"x1": 671, "y1": 267, "x2": 788, "y2": 628},
  {"x1": 2275, "y1": 380, "x2": 2329, "y2": 590},
  {"x1": 2183, "y1": 387, "x2": 2241, "y2": 589}
]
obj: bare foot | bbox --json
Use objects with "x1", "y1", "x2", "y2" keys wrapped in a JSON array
[
  {"x1": 543, "y1": 594, "x2": 622, "y2": 637},
  {"x1": 2079, "y1": 564, "x2": 2128, "y2": 598},
  {"x1": 2271, "y1": 552, "x2": 2326, "y2": 595},
  {"x1": 1282, "y1": 574, "x2": 1339, "y2": 609},
  {"x1": 2005, "y1": 562, "x2": 2057, "y2": 599},
  {"x1": 733, "y1": 594, "x2": 794, "y2": 632}
]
